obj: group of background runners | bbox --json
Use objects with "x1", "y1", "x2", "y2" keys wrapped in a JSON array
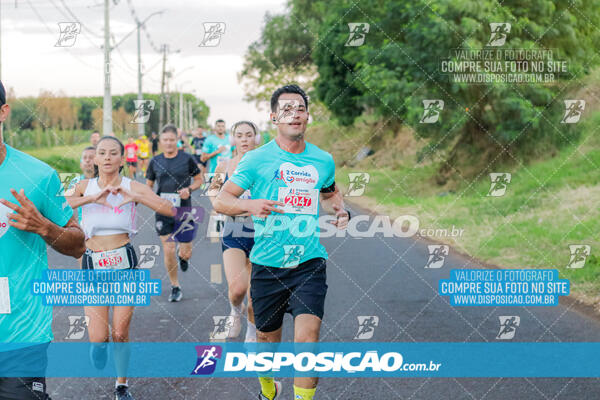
[{"x1": 0, "y1": 82, "x2": 350, "y2": 400}]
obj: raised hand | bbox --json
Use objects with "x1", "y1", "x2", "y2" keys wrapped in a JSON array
[
  {"x1": 113, "y1": 186, "x2": 138, "y2": 209},
  {"x1": 246, "y1": 199, "x2": 284, "y2": 218},
  {"x1": 0, "y1": 189, "x2": 50, "y2": 235},
  {"x1": 92, "y1": 186, "x2": 112, "y2": 207},
  {"x1": 330, "y1": 203, "x2": 349, "y2": 229}
]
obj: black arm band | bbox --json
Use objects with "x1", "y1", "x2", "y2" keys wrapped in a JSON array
[{"x1": 320, "y1": 181, "x2": 336, "y2": 193}]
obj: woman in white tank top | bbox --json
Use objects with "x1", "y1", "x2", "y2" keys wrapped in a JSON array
[{"x1": 67, "y1": 136, "x2": 174, "y2": 400}]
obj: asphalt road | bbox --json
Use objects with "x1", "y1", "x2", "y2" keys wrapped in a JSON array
[{"x1": 45, "y1": 191, "x2": 600, "y2": 399}]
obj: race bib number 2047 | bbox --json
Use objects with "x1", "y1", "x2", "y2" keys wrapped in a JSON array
[{"x1": 278, "y1": 187, "x2": 318, "y2": 215}]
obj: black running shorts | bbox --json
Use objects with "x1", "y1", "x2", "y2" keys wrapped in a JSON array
[{"x1": 250, "y1": 257, "x2": 328, "y2": 333}]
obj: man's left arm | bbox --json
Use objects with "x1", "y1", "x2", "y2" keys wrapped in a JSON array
[
  {"x1": 0, "y1": 189, "x2": 85, "y2": 258},
  {"x1": 320, "y1": 155, "x2": 349, "y2": 228},
  {"x1": 188, "y1": 157, "x2": 204, "y2": 191},
  {"x1": 40, "y1": 214, "x2": 86, "y2": 258},
  {"x1": 37, "y1": 170, "x2": 85, "y2": 257},
  {"x1": 320, "y1": 185, "x2": 349, "y2": 229},
  {"x1": 177, "y1": 157, "x2": 204, "y2": 199}
]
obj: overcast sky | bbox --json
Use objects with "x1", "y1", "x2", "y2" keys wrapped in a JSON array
[{"x1": 1, "y1": 0, "x2": 287, "y2": 127}]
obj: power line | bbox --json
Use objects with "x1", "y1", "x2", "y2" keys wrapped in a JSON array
[
  {"x1": 59, "y1": 0, "x2": 103, "y2": 39},
  {"x1": 46, "y1": 0, "x2": 102, "y2": 49},
  {"x1": 111, "y1": 32, "x2": 137, "y2": 73},
  {"x1": 23, "y1": 0, "x2": 101, "y2": 72},
  {"x1": 140, "y1": 22, "x2": 162, "y2": 53},
  {"x1": 126, "y1": 0, "x2": 162, "y2": 53}
]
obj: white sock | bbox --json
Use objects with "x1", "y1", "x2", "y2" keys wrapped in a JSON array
[
  {"x1": 230, "y1": 302, "x2": 244, "y2": 316},
  {"x1": 116, "y1": 380, "x2": 128, "y2": 388},
  {"x1": 245, "y1": 321, "x2": 257, "y2": 340}
]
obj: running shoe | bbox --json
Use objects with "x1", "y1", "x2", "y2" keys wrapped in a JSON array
[
  {"x1": 114, "y1": 385, "x2": 134, "y2": 400},
  {"x1": 168, "y1": 286, "x2": 183, "y2": 302},
  {"x1": 227, "y1": 304, "x2": 246, "y2": 339},
  {"x1": 179, "y1": 256, "x2": 189, "y2": 272},
  {"x1": 258, "y1": 381, "x2": 282, "y2": 400},
  {"x1": 89, "y1": 342, "x2": 108, "y2": 369}
]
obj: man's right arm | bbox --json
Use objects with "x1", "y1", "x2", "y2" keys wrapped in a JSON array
[
  {"x1": 201, "y1": 139, "x2": 224, "y2": 162},
  {"x1": 215, "y1": 181, "x2": 283, "y2": 217},
  {"x1": 201, "y1": 149, "x2": 222, "y2": 162},
  {"x1": 213, "y1": 181, "x2": 247, "y2": 215}
]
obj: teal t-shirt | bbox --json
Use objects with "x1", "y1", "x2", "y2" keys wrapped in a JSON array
[
  {"x1": 0, "y1": 145, "x2": 73, "y2": 344},
  {"x1": 229, "y1": 140, "x2": 335, "y2": 268},
  {"x1": 202, "y1": 134, "x2": 232, "y2": 173}
]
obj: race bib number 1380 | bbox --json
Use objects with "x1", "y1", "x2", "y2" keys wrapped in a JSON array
[{"x1": 278, "y1": 187, "x2": 318, "y2": 215}]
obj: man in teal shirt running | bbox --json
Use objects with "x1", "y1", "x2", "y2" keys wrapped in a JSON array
[
  {"x1": 201, "y1": 119, "x2": 232, "y2": 173},
  {"x1": 0, "y1": 80, "x2": 86, "y2": 399},
  {"x1": 214, "y1": 85, "x2": 350, "y2": 400}
]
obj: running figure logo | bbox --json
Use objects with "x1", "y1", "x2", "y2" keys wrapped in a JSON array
[
  {"x1": 199, "y1": 22, "x2": 226, "y2": 47},
  {"x1": 191, "y1": 345, "x2": 222, "y2": 375},
  {"x1": 138, "y1": 245, "x2": 160, "y2": 268},
  {"x1": 346, "y1": 23, "x2": 370, "y2": 46},
  {"x1": 487, "y1": 23, "x2": 511, "y2": 46},
  {"x1": 283, "y1": 245, "x2": 305, "y2": 268},
  {"x1": 561, "y1": 100, "x2": 585, "y2": 124},
  {"x1": 130, "y1": 100, "x2": 155, "y2": 124},
  {"x1": 57, "y1": 173, "x2": 80, "y2": 196},
  {"x1": 167, "y1": 207, "x2": 204, "y2": 242},
  {"x1": 276, "y1": 99, "x2": 300, "y2": 124},
  {"x1": 65, "y1": 315, "x2": 89, "y2": 340},
  {"x1": 487, "y1": 173, "x2": 511, "y2": 197},
  {"x1": 55, "y1": 22, "x2": 81, "y2": 47},
  {"x1": 496, "y1": 316, "x2": 520, "y2": 339},
  {"x1": 210, "y1": 316, "x2": 234, "y2": 340},
  {"x1": 345, "y1": 173, "x2": 370, "y2": 197},
  {"x1": 354, "y1": 316, "x2": 379, "y2": 340},
  {"x1": 420, "y1": 100, "x2": 444, "y2": 123},
  {"x1": 566, "y1": 245, "x2": 591, "y2": 269},
  {"x1": 425, "y1": 245, "x2": 449, "y2": 269}
]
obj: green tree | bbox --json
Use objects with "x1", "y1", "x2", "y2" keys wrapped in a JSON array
[
  {"x1": 238, "y1": 0, "x2": 325, "y2": 107},
  {"x1": 312, "y1": 0, "x2": 600, "y2": 181}
]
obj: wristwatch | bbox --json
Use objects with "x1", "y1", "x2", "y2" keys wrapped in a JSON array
[{"x1": 345, "y1": 209, "x2": 351, "y2": 220}]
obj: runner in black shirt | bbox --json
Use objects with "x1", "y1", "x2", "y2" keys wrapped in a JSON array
[
  {"x1": 146, "y1": 124, "x2": 203, "y2": 302},
  {"x1": 190, "y1": 126, "x2": 207, "y2": 174},
  {"x1": 151, "y1": 131, "x2": 159, "y2": 156}
]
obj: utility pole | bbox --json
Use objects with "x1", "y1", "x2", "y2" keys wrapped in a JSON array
[
  {"x1": 132, "y1": 11, "x2": 163, "y2": 136},
  {"x1": 103, "y1": 0, "x2": 112, "y2": 136},
  {"x1": 166, "y1": 81, "x2": 171, "y2": 124},
  {"x1": 159, "y1": 44, "x2": 167, "y2": 130},
  {"x1": 179, "y1": 91, "x2": 183, "y2": 130},
  {"x1": 136, "y1": 20, "x2": 143, "y2": 135},
  {"x1": 187, "y1": 101, "x2": 193, "y2": 131}
]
